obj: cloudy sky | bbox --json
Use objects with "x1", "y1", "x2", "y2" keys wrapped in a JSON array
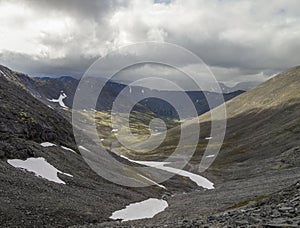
[{"x1": 0, "y1": 0, "x2": 300, "y2": 86}]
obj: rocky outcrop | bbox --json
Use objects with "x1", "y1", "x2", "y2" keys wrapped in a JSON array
[{"x1": 174, "y1": 181, "x2": 300, "y2": 227}]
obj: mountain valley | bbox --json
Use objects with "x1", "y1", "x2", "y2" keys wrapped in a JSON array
[{"x1": 0, "y1": 65, "x2": 300, "y2": 227}]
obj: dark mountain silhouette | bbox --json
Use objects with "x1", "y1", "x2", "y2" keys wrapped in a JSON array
[{"x1": 30, "y1": 73, "x2": 244, "y2": 119}]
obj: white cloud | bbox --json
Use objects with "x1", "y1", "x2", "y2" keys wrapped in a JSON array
[{"x1": 0, "y1": 0, "x2": 299, "y2": 84}]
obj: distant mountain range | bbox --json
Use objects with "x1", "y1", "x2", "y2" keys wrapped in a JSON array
[
  {"x1": 32, "y1": 76, "x2": 245, "y2": 119},
  {"x1": 0, "y1": 65, "x2": 245, "y2": 119},
  {"x1": 228, "y1": 81, "x2": 262, "y2": 92},
  {"x1": 209, "y1": 81, "x2": 262, "y2": 93}
]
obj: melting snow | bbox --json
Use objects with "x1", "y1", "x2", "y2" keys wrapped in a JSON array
[
  {"x1": 7, "y1": 157, "x2": 72, "y2": 184},
  {"x1": 61, "y1": 146, "x2": 76, "y2": 153},
  {"x1": 40, "y1": 142, "x2": 56, "y2": 147},
  {"x1": 79, "y1": 145, "x2": 91, "y2": 152},
  {"x1": 47, "y1": 105, "x2": 54, "y2": 110},
  {"x1": 110, "y1": 198, "x2": 168, "y2": 222},
  {"x1": 206, "y1": 155, "x2": 215, "y2": 158},
  {"x1": 0, "y1": 69, "x2": 8, "y2": 79},
  {"x1": 138, "y1": 174, "x2": 166, "y2": 190},
  {"x1": 48, "y1": 91, "x2": 68, "y2": 109},
  {"x1": 121, "y1": 155, "x2": 214, "y2": 189}
]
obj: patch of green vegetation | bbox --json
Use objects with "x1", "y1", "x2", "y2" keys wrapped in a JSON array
[
  {"x1": 274, "y1": 126, "x2": 300, "y2": 137},
  {"x1": 274, "y1": 129, "x2": 292, "y2": 137},
  {"x1": 271, "y1": 164, "x2": 294, "y2": 171},
  {"x1": 228, "y1": 147, "x2": 245, "y2": 156},
  {"x1": 221, "y1": 133, "x2": 242, "y2": 149},
  {"x1": 19, "y1": 111, "x2": 36, "y2": 124},
  {"x1": 229, "y1": 195, "x2": 267, "y2": 209},
  {"x1": 75, "y1": 109, "x2": 181, "y2": 155}
]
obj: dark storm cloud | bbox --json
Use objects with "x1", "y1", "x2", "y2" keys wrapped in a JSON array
[
  {"x1": 0, "y1": 51, "x2": 96, "y2": 78},
  {"x1": 25, "y1": 0, "x2": 118, "y2": 20},
  {"x1": 0, "y1": 0, "x2": 300, "y2": 85}
]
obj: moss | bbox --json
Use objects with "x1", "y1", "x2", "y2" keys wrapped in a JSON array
[
  {"x1": 229, "y1": 195, "x2": 267, "y2": 209},
  {"x1": 271, "y1": 164, "x2": 294, "y2": 171},
  {"x1": 228, "y1": 147, "x2": 245, "y2": 156},
  {"x1": 19, "y1": 111, "x2": 36, "y2": 124},
  {"x1": 274, "y1": 126, "x2": 300, "y2": 137}
]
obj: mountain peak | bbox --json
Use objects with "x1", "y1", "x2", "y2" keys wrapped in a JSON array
[{"x1": 34, "y1": 76, "x2": 77, "y2": 81}]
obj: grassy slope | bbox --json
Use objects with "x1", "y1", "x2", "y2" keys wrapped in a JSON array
[{"x1": 120, "y1": 66, "x2": 300, "y2": 179}]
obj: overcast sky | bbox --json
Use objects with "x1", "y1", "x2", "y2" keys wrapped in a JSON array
[{"x1": 0, "y1": 0, "x2": 300, "y2": 86}]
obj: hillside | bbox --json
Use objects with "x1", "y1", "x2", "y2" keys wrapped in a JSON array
[
  {"x1": 201, "y1": 66, "x2": 300, "y2": 180},
  {"x1": 131, "y1": 66, "x2": 300, "y2": 169},
  {"x1": 99, "y1": 66, "x2": 300, "y2": 227},
  {"x1": 0, "y1": 66, "x2": 199, "y2": 227}
]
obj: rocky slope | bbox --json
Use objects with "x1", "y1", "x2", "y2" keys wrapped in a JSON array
[
  {"x1": 0, "y1": 66, "x2": 199, "y2": 227},
  {"x1": 87, "y1": 180, "x2": 300, "y2": 227}
]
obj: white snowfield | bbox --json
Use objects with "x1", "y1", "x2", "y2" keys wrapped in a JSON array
[
  {"x1": 47, "y1": 91, "x2": 68, "y2": 109},
  {"x1": 120, "y1": 155, "x2": 214, "y2": 189},
  {"x1": 41, "y1": 142, "x2": 76, "y2": 154},
  {"x1": 110, "y1": 198, "x2": 168, "y2": 222},
  {"x1": 40, "y1": 142, "x2": 56, "y2": 147},
  {"x1": 7, "y1": 157, "x2": 72, "y2": 184}
]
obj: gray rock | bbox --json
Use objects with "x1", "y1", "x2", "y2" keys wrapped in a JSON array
[
  {"x1": 270, "y1": 210, "x2": 281, "y2": 218},
  {"x1": 278, "y1": 207, "x2": 294, "y2": 212}
]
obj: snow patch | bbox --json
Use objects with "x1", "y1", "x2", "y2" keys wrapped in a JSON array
[
  {"x1": 47, "y1": 105, "x2": 54, "y2": 110},
  {"x1": 61, "y1": 146, "x2": 76, "y2": 154},
  {"x1": 206, "y1": 155, "x2": 215, "y2": 158},
  {"x1": 47, "y1": 91, "x2": 68, "y2": 109},
  {"x1": 7, "y1": 157, "x2": 72, "y2": 184},
  {"x1": 79, "y1": 145, "x2": 91, "y2": 152},
  {"x1": 40, "y1": 142, "x2": 56, "y2": 147},
  {"x1": 0, "y1": 69, "x2": 8, "y2": 79},
  {"x1": 120, "y1": 155, "x2": 214, "y2": 189},
  {"x1": 110, "y1": 198, "x2": 168, "y2": 222},
  {"x1": 138, "y1": 174, "x2": 166, "y2": 190}
]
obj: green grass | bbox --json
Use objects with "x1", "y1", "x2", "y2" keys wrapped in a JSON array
[
  {"x1": 18, "y1": 111, "x2": 36, "y2": 124},
  {"x1": 75, "y1": 109, "x2": 180, "y2": 154},
  {"x1": 229, "y1": 195, "x2": 268, "y2": 209}
]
